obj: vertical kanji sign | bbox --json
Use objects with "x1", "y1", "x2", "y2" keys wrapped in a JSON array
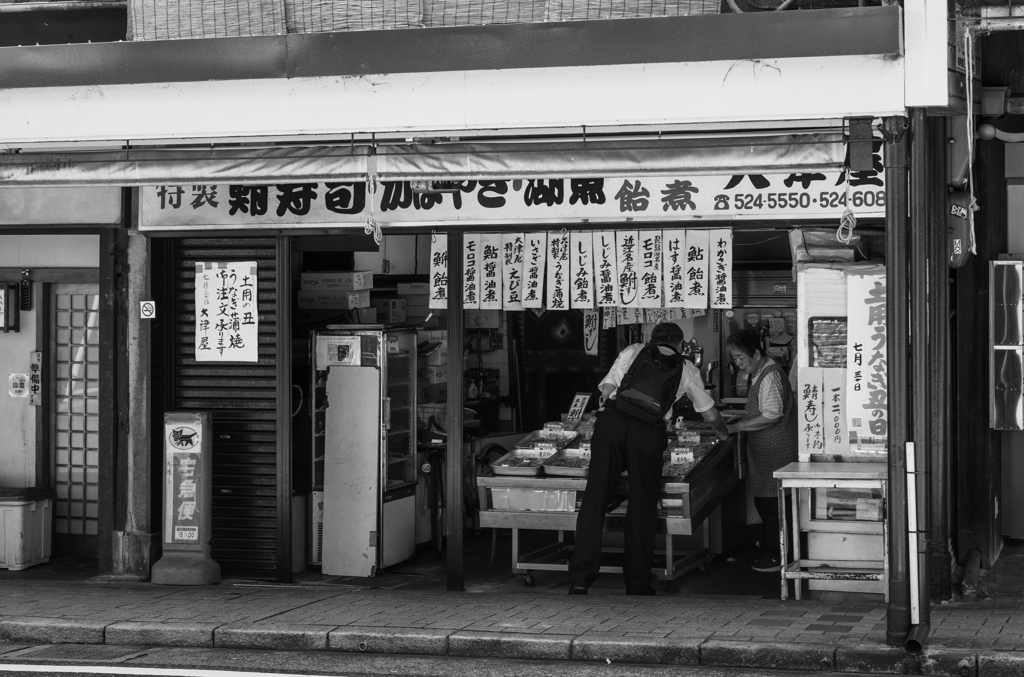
[
  {"x1": 663, "y1": 230, "x2": 686, "y2": 308},
  {"x1": 638, "y1": 231, "x2": 663, "y2": 309},
  {"x1": 428, "y1": 235, "x2": 448, "y2": 310},
  {"x1": 709, "y1": 228, "x2": 733, "y2": 309},
  {"x1": 480, "y1": 234, "x2": 503, "y2": 311},
  {"x1": 823, "y1": 368, "x2": 849, "y2": 455},
  {"x1": 682, "y1": 230, "x2": 709, "y2": 309},
  {"x1": 501, "y1": 233, "x2": 525, "y2": 311},
  {"x1": 523, "y1": 233, "x2": 547, "y2": 309},
  {"x1": 582, "y1": 309, "x2": 600, "y2": 356},
  {"x1": 570, "y1": 232, "x2": 594, "y2": 309},
  {"x1": 846, "y1": 272, "x2": 888, "y2": 454},
  {"x1": 593, "y1": 232, "x2": 619, "y2": 308},
  {"x1": 463, "y1": 234, "x2": 481, "y2": 310},
  {"x1": 194, "y1": 261, "x2": 258, "y2": 363},
  {"x1": 546, "y1": 231, "x2": 570, "y2": 311},
  {"x1": 800, "y1": 367, "x2": 825, "y2": 458},
  {"x1": 616, "y1": 230, "x2": 640, "y2": 307}
]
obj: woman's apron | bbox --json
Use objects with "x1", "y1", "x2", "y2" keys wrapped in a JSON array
[{"x1": 744, "y1": 359, "x2": 799, "y2": 498}]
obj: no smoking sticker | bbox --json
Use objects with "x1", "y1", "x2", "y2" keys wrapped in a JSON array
[{"x1": 140, "y1": 301, "x2": 156, "y2": 320}]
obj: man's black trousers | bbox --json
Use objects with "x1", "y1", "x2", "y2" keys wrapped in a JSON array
[{"x1": 568, "y1": 401, "x2": 667, "y2": 593}]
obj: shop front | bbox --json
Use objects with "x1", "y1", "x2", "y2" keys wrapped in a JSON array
[{"x1": 134, "y1": 127, "x2": 903, "y2": 603}]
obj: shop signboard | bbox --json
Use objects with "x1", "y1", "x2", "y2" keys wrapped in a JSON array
[
  {"x1": 480, "y1": 234, "x2": 503, "y2": 311},
  {"x1": 501, "y1": 233, "x2": 525, "y2": 311},
  {"x1": 163, "y1": 413, "x2": 206, "y2": 545},
  {"x1": 638, "y1": 231, "x2": 663, "y2": 309},
  {"x1": 523, "y1": 233, "x2": 546, "y2": 309},
  {"x1": 682, "y1": 230, "x2": 709, "y2": 309},
  {"x1": 593, "y1": 232, "x2": 619, "y2": 308},
  {"x1": 546, "y1": 232, "x2": 570, "y2": 311},
  {"x1": 194, "y1": 261, "x2": 258, "y2": 363},
  {"x1": 846, "y1": 272, "x2": 887, "y2": 454},
  {"x1": 428, "y1": 235, "x2": 448, "y2": 310},
  {"x1": 140, "y1": 170, "x2": 885, "y2": 230},
  {"x1": 663, "y1": 230, "x2": 686, "y2": 308},
  {"x1": 709, "y1": 229, "x2": 734, "y2": 309},
  {"x1": 463, "y1": 234, "x2": 481, "y2": 310},
  {"x1": 615, "y1": 230, "x2": 640, "y2": 307},
  {"x1": 569, "y1": 232, "x2": 594, "y2": 309}
]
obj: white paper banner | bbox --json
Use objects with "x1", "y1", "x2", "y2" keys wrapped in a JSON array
[
  {"x1": 709, "y1": 228, "x2": 733, "y2": 309},
  {"x1": 663, "y1": 230, "x2": 686, "y2": 308},
  {"x1": 602, "y1": 307, "x2": 616, "y2": 329},
  {"x1": 523, "y1": 233, "x2": 547, "y2": 309},
  {"x1": 593, "y1": 232, "x2": 620, "y2": 308},
  {"x1": 480, "y1": 233, "x2": 503, "y2": 310},
  {"x1": 546, "y1": 232, "x2": 570, "y2": 310},
  {"x1": 799, "y1": 367, "x2": 825, "y2": 457},
  {"x1": 501, "y1": 233, "x2": 525, "y2": 311},
  {"x1": 644, "y1": 309, "x2": 668, "y2": 326},
  {"x1": 428, "y1": 235, "x2": 449, "y2": 310},
  {"x1": 823, "y1": 368, "x2": 849, "y2": 455},
  {"x1": 846, "y1": 272, "x2": 887, "y2": 454},
  {"x1": 638, "y1": 230, "x2": 663, "y2": 308},
  {"x1": 463, "y1": 234, "x2": 481, "y2": 310},
  {"x1": 570, "y1": 232, "x2": 595, "y2": 309},
  {"x1": 195, "y1": 261, "x2": 258, "y2": 363},
  {"x1": 618, "y1": 307, "x2": 643, "y2": 325},
  {"x1": 583, "y1": 309, "x2": 600, "y2": 356},
  {"x1": 682, "y1": 230, "x2": 709, "y2": 309},
  {"x1": 616, "y1": 230, "x2": 641, "y2": 307}
]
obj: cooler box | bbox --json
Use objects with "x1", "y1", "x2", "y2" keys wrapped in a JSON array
[{"x1": 0, "y1": 487, "x2": 55, "y2": 570}]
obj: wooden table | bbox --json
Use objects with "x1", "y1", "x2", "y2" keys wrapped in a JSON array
[{"x1": 773, "y1": 462, "x2": 888, "y2": 601}]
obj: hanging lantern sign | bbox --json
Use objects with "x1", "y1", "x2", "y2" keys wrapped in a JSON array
[
  {"x1": 522, "y1": 233, "x2": 547, "y2": 309},
  {"x1": 570, "y1": 232, "x2": 595, "y2": 309},
  {"x1": 480, "y1": 234, "x2": 503, "y2": 311},
  {"x1": 501, "y1": 233, "x2": 525, "y2": 311},
  {"x1": 546, "y1": 231, "x2": 570, "y2": 311},
  {"x1": 593, "y1": 232, "x2": 619, "y2": 308},
  {"x1": 616, "y1": 230, "x2": 640, "y2": 307},
  {"x1": 428, "y1": 235, "x2": 448, "y2": 310},
  {"x1": 663, "y1": 230, "x2": 686, "y2": 308},
  {"x1": 709, "y1": 228, "x2": 734, "y2": 309},
  {"x1": 463, "y1": 234, "x2": 481, "y2": 310},
  {"x1": 682, "y1": 230, "x2": 709, "y2": 309},
  {"x1": 638, "y1": 231, "x2": 663, "y2": 309}
]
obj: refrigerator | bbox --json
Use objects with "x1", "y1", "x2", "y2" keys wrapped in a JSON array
[{"x1": 310, "y1": 326, "x2": 418, "y2": 576}]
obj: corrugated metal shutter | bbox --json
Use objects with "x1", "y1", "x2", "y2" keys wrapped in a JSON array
[{"x1": 171, "y1": 237, "x2": 279, "y2": 580}]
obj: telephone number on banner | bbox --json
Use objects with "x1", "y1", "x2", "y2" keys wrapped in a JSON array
[{"x1": 729, "y1": 190, "x2": 887, "y2": 212}]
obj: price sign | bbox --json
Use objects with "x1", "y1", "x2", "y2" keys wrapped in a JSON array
[{"x1": 566, "y1": 392, "x2": 592, "y2": 423}]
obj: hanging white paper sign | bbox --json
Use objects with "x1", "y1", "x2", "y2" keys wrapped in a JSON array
[
  {"x1": 428, "y1": 235, "x2": 449, "y2": 310},
  {"x1": 583, "y1": 309, "x2": 600, "y2": 356},
  {"x1": 709, "y1": 228, "x2": 733, "y2": 309},
  {"x1": 644, "y1": 308, "x2": 668, "y2": 326},
  {"x1": 593, "y1": 232, "x2": 619, "y2": 308},
  {"x1": 546, "y1": 232, "x2": 570, "y2": 310},
  {"x1": 463, "y1": 234, "x2": 481, "y2": 309},
  {"x1": 501, "y1": 233, "x2": 525, "y2": 311},
  {"x1": 523, "y1": 233, "x2": 547, "y2": 309},
  {"x1": 682, "y1": 230, "x2": 709, "y2": 309},
  {"x1": 480, "y1": 234, "x2": 503, "y2": 310},
  {"x1": 195, "y1": 261, "x2": 259, "y2": 363},
  {"x1": 618, "y1": 307, "x2": 643, "y2": 325},
  {"x1": 663, "y1": 230, "x2": 686, "y2": 308},
  {"x1": 638, "y1": 231, "x2": 663, "y2": 308},
  {"x1": 616, "y1": 230, "x2": 640, "y2": 307},
  {"x1": 602, "y1": 307, "x2": 616, "y2": 329},
  {"x1": 846, "y1": 272, "x2": 887, "y2": 454},
  {"x1": 570, "y1": 232, "x2": 595, "y2": 309},
  {"x1": 799, "y1": 367, "x2": 825, "y2": 458},
  {"x1": 823, "y1": 368, "x2": 849, "y2": 455}
]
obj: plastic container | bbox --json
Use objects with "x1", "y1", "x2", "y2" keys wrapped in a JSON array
[
  {"x1": 490, "y1": 488, "x2": 577, "y2": 512},
  {"x1": 0, "y1": 487, "x2": 55, "y2": 571},
  {"x1": 541, "y1": 448, "x2": 591, "y2": 477}
]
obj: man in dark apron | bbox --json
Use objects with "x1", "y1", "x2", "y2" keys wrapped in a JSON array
[{"x1": 724, "y1": 328, "x2": 798, "y2": 573}]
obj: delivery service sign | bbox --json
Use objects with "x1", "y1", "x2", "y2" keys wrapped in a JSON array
[
  {"x1": 164, "y1": 418, "x2": 203, "y2": 545},
  {"x1": 140, "y1": 168, "x2": 886, "y2": 230}
]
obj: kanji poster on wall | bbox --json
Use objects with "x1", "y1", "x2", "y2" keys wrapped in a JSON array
[
  {"x1": 846, "y1": 272, "x2": 887, "y2": 454},
  {"x1": 194, "y1": 261, "x2": 258, "y2": 363}
]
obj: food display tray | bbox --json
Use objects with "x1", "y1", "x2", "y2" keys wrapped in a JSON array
[
  {"x1": 540, "y1": 448, "x2": 591, "y2": 477},
  {"x1": 513, "y1": 429, "x2": 579, "y2": 451},
  {"x1": 491, "y1": 448, "x2": 557, "y2": 476}
]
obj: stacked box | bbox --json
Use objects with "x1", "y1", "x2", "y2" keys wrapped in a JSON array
[
  {"x1": 371, "y1": 299, "x2": 406, "y2": 324},
  {"x1": 419, "y1": 365, "x2": 448, "y2": 385},
  {"x1": 398, "y1": 282, "x2": 431, "y2": 323}
]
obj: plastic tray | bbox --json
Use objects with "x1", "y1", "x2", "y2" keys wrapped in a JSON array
[
  {"x1": 513, "y1": 429, "x2": 579, "y2": 451},
  {"x1": 490, "y1": 448, "x2": 555, "y2": 476},
  {"x1": 541, "y1": 448, "x2": 591, "y2": 477}
]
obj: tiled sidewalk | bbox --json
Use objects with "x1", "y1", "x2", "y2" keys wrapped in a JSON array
[{"x1": 0, "y1": 578, "x2": 1022, "y2": 674}]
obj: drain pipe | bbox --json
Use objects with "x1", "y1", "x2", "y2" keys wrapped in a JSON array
[{"x1": 905, "y1": 441, "x2": 929, "y2": 654}]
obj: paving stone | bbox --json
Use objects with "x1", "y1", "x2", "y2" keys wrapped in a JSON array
[
  {"x1": 701, "y1": 638, "x2": 835, "y2": 671},
  {"x1": 214, "y1": 623, "x2": 332, "y2": 651},
  {"x1": 0, "y1": 617, "x2": 107, "y2": 645},
  {"x1": 819, "y1": 615, "x2": 865, "y2": 623},
  {"x1": 747, "y1": 618, "x2": 793, "y2": 627},
  {"x1": 836, "y1": 643, "x2": 915, "y2": 674},
  {"x1": 448, "y1": 631, "x2": 572, "y2": 660},
  {"x1": 571, "y1": 635, "x2": 701, "y2": 665},
  {"x1": 328, "y1": 627, "x2": 449, "y2": 655},
  {"x1": 105, "y1": 621, "x2": 220, "y2": 648}
]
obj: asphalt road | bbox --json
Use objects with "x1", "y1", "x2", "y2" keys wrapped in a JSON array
[{"x1": 0, "y1": 645, "x2": 867, "y2": 677}]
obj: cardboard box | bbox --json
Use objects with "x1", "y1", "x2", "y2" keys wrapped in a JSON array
[
  {"x1": 423, "y1": 343, "x2": 448, "y2": 366},
  {"x1": 301, "y1": 271, "x2": 374, "y2": 291},
  {"x1": 397, "y1": 282, "x2": 430, "y2": 295},
  {"x1": 297, "y1": 289, "x2": 370, "y2": 310},
  {"x1": 419, "y1": 365, "x2": 448, "y2": 385},
  {"x1": 419, "y1": 383, "x2": 448, "y2": 403},
  {"x1": 371, "y1": 299, "x2": 407, "y2": 324}
]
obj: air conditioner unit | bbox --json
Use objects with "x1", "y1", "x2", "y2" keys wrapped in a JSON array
[{"x1": 311, "y1": 490, "x2": 324, "y2": 565}]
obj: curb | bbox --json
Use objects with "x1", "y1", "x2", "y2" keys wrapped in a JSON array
[{"x1": 0, "y1": 618, "x2": 1009, "y2": 676}]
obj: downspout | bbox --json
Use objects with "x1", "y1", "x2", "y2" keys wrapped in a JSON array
[
  {"x1": 445, "y1": 231, "x2": 466, "y2": 592},
  {"x1": 883, "y1": 115, "x2": 913, "y2": 646},
  {"x1": 906, "y1": 107, "x2": 931, "y2": 652}
]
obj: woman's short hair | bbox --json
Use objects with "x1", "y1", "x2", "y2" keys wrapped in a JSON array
[
  {"x1": 725, "y1": 328, "x2": 762, "y2": 358},
  {"x1": 650, "y1": 322, "x2": 684, "y2": 346}
]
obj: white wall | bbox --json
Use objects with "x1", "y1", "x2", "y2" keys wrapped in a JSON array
[
  {"x1": 0, "y1": 302, "x2": 38, "y2": 487},
  {"x1": 0, "y1": 235, "x2": 100, "y2": 268}
]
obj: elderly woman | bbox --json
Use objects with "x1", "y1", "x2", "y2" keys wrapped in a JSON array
[{"x1": 725, "y1": 328, "x2": 798, "y2": 573}]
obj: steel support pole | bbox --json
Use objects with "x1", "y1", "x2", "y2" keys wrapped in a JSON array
[
  {"x1": 445, "y1": 231, "x2": 465, "y2": 592},
  {"x1": 908, "y1": 108, "x2": 931, "y2": 633},
  {"x1": 884, "y1": 115, "x2": 912, "y2": 645}
]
